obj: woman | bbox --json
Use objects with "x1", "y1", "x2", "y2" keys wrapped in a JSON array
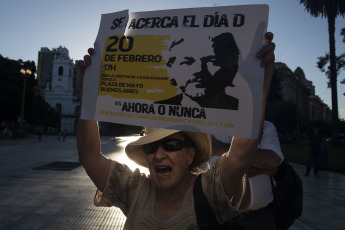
[{"x1": 77, "y1": 32, "x2": 275, "y2": 229}]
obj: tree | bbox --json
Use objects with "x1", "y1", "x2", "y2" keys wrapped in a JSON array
[
  {"x1": 267, "y1": 67, "x2": 283, "y2": 102},
  {"x1": 341, "y1": 26, "x2": 345, "y2": 95},
  {"x1": 317, "y1": 25, "x2": 345, "y2": 104},
  {"x1": 0, "y1": 55, "x2": 59, "y2": 129},
  {"x1": 299, "y1": 0, "x2": 345, "y2": 143},
  {"x1": 265, "y1": 64, "x2": 300, "y2": 140},
  {"x1": 266, "y1": 101, "x2": 298, "y2": 132},
  {"x1": 317, "y1": 52, "x2": 345, "y2": 93}
]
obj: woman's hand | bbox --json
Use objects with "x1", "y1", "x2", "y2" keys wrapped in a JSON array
[
  {"x1": 78, "y1": 48, "x2": 95, "y2": 105},
  {"x1": 256, "y1": 32, "x2": 275, "y2": 137},
  {"x1": 257, "y1": 32, "x2": 275, "y2": 70}
]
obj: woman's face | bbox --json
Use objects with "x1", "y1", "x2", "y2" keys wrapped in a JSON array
[{"x1": 145, "y1": 132, "x2": 195, "y2": 191}]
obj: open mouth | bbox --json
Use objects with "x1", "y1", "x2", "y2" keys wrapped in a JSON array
[{"x1": 156, "y1": 166, "x2": 172, "y2": 175}]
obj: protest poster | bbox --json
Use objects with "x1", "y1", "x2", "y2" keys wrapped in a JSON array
[{"x1": 81, "y1": 5, "x2": 269, "y2": 139}]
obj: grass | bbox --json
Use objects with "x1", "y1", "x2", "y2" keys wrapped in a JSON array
[{"x1": 281, "y1": 143, "x2": 345, "y2": 174}]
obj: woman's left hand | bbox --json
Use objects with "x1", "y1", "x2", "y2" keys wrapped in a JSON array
[{"x1": 257, "y1": 32, "x2": 275, "y2": 78}]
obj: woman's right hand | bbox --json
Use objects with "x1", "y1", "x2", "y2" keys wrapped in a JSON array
[{"x1": 78, "y1": 48, "x2": 95, "y2": 105}]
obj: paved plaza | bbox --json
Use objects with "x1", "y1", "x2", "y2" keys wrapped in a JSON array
[{"x1": 0, "y1": 135, "x2": 344, "y2": 229}]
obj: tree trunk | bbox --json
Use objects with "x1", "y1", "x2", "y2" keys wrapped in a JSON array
[{"x1": 327, "y1": 11, "x2": 340, "y2": 143}]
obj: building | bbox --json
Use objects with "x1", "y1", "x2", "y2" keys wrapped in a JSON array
[
  {"x1": 37, "y1": 47, "x2": 55, "y2": 97},
  {"x1": 275, "y1": 62, "x2": 331, "y2": 122},
  {"x1": 36, "y1": 46, "x2": 140, "y2": 135},
  {"x1": 37, "y1": 46, "x2": 80, "y2": 133}
]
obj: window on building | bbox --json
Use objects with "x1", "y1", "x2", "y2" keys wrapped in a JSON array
[
  {"x1": 58, "y1": 66, "x2": 63, "y2": 76},
  {"x1": 75, "y1": 106, "x2": 80, "y2": 116},
  {"x1": 311, "y1": 105, "x2": 315, "y2": 120},
  {"x1": 56, "y1": 103, "x2": 62, "y2": 114}
]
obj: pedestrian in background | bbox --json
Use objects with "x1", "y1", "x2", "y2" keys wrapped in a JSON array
[
  {"x1": 305, "y1": 125, "x2": 323, "y2": 177},
  {"x1": 62, "y1": 129, "x2": 67, "y2": 142}
]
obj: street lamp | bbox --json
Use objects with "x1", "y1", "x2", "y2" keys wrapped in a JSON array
[
  {"x1": 20, "y1": 68, "x2": 32, "y2": 128},
  {"x1": 295, "y1": 73, "x2": 300, "y2": 143}
]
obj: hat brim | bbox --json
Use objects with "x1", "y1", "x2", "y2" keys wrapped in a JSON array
[{"x1": 125, "y1": 128, "x2": 211, "y2": 168}]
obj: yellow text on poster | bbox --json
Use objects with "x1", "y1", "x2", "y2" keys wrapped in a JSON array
[{"x1": 98, "y1": 35, "x2": 178, "y2": 101}]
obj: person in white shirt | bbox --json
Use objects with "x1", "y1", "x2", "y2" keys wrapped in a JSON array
[{"x1": 209, "y1": 120, "x2": 283, "y2": 230}]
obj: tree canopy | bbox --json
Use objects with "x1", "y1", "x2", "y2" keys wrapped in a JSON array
[
  {"x1": 299, "y1": 0, "x2": 345, "y2": 18},
  {"x1": 0, "y1": 55, "x2": 59, "y2": 129}
]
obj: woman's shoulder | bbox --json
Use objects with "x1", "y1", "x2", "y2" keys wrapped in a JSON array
[{"x1": 107, "y1": 160, "x2": 151, "y2": 191}]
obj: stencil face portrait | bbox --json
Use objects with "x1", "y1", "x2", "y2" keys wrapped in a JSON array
[
  {"x1": 165, "y1": 37, "x2": 217, "y2": 91},
  {"x1": 210, "y1": 33, "x2": 240, "y2": 89},
  {"x1": 157, "y1": 32, "x2": 240, "y2": 110}
]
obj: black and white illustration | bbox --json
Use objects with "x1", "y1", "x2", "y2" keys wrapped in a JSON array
[{"x1": 156, "y1": 32, "x2": 239, "y2": 110}]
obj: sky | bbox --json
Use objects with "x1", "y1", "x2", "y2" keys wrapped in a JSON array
[{"x1": 1, "y1": 0, "x2": 345, "y2": 119}]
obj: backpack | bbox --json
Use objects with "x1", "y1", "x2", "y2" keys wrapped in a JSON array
[
  {"x1": 193, "y1": 175, "x2": 228, "y2": 230},
  {"x1": 270, "y1": 160, "x2": 303, "y2": 230}
]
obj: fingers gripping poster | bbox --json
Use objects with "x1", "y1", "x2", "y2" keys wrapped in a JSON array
[{"x1": 81, "y1": 5, "x2": 269, "y2": 138}]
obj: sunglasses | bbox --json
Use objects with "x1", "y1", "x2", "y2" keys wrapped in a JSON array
[{"x1": 143, "y1": 139, "x2": 192, "y2": 154}]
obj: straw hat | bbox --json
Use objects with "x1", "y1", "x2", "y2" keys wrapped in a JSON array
[{"x1": 125, "y1": 127, "x2": 211, "y2": 168}]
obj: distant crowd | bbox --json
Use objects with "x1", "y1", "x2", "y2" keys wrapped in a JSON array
[{"x1": 1, "y1": 122, "x2": 65, "y2": 141}]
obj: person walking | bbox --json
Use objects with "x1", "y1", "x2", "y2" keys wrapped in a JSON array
[
  {"x1": 305, "y1": 125, "x2": 323, "y2": 177},
  {"x1": 62, "y1": 129, "x2": 67, "y2": 142}
]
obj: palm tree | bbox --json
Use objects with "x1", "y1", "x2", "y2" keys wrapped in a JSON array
[
  {"x1": 299, "y1": 0, "x2": 345, "y2": 143},
  {"x1": 317, "y1": 52, "x2": 345, "y2": 95}
]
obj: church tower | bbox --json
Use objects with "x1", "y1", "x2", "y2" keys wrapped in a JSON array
[
  {"x1": 51, "y1": 47, "x2": 73, "y2": 94},
  {"x1": 44, "y1": 46, "x2": 80, "y2": 133}
]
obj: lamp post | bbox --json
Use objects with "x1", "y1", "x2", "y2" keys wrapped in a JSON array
[
  {"x1": 20, "y1": 68, "x2": 32, "y2": 128},
  {"x1": 295, "y1": 73, "x2": 300, "y2": 143}
]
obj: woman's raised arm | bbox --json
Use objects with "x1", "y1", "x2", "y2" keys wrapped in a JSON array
[
  {"x1": 77, "y1": 48, "x2": 111, "y2": 192},
  {"x1": 220, "y1": 33, "x2": 275, "y2": 198}
]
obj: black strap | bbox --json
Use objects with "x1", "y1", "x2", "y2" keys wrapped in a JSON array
[
  {"x1": 193, "y1": 174, "x2": 226, "y2": 230},
  {"x1": 270, "y1": 175, "x2": 275, "y2": 190}
]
